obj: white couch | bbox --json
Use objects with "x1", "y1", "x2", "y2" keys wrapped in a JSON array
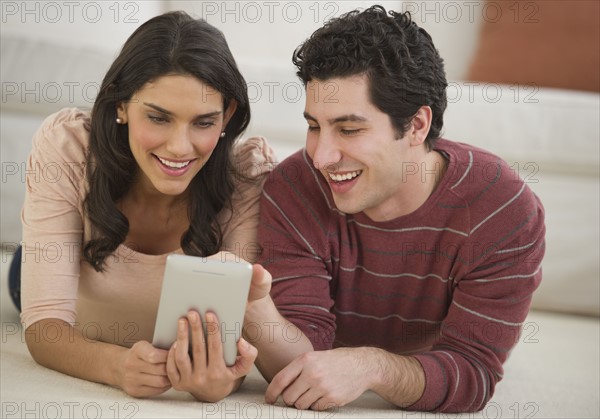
[{"x1": 1, "y1": 1, "x2": 599, "y2": 417}]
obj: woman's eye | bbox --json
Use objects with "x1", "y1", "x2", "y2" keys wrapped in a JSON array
[
  {"x1": 149, "y1": 115, "x2": 168, "y2": 124},
  {"x1": 195, "y1": 121, "x2": 215, "y2": 128}
]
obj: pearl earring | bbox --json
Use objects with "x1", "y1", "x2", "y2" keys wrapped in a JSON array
[
  {"x1": 220, "y1": 132, "x2": 226, "y2": 138},
  {"x1": 116, "y1": 117, "x2": 123, "y2": 124}
]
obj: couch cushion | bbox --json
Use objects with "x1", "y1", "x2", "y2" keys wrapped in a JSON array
[
  {"x1": 468, "y1": 0, "x2": 600, "y2": 92},
  {"x1": 1, "y1": 35, "x2": 113, "y2": 115},
  {"x1": 444, "y1": 83, "x2": 600, "y2": 175},
  {"x1": 444, "y1": 84, "x2": 599, "y2": 317}
]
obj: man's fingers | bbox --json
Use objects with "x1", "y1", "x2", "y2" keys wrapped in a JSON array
[
  {"x1": 248, "y1": 264, "x2": 272, "y2": 301},
  {"x1": 265, "y1": 359, "x2": 304, "y2": 404},
  {"x1": 251, "y1": 263, "x2": 264, "y2": 281},
  {"x1": 311, "y1": 398, "x2": 338, "y2": 411},
  {"x1": 293, "y1": 388, "x2": 323, "y2": 410},
  {"x1": 281, "y1": 381, "x2": 313, "y2": 408}
]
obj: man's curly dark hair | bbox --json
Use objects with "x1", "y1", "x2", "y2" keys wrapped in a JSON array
[{"x1": 293, "y1": 5, "x2": 447, "y2": 150}]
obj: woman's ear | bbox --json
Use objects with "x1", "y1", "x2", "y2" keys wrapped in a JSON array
[
  {"x1": 222, "y1": 100, "x2": 238, "y2": 128},
  {"x1": 116, "y1": 102, "x2": 128, "y2": 123},
  {"x1": 408, "y1": 106, "x2": 432, "y2": 146}
]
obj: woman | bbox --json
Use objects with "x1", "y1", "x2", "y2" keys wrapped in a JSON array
[{"x1": 13, "y1": 11, "x2": 274, "y2": 402}]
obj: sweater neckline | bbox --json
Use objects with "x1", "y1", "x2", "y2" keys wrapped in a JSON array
[
  {"x1": 352, "y1": 139, "x2": 457, "y2": 228},
  {"x1": 116, "y1": 243, "x2": 181, "y2": 263}
]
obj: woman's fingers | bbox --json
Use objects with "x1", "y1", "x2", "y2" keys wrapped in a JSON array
[
  {"x1": 229, "y1": 337, "x2": 258, "y2": 378},
  {"x1": 187, "y1": 310, "x2": 207, "y2": 368},
  {"x1": 205, "y1": 312, "x2": 226, "y2": 369}
]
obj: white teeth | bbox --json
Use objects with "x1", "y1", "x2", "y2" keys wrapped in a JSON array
[
  {"x1": 328, "y1": 170, "x2": 362, "y2": 182},
  {"x1": 157, "y1": 156, "x2": 191, "y2": 169}
]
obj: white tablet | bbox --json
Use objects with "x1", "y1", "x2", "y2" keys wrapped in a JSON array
[{"x1": 152, "y1": 254, "x2": 252, "y2": 366}]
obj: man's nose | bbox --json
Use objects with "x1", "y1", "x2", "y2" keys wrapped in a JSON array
[{"x1": 312, "y1": 130, "x2": 342, "y2": 172}]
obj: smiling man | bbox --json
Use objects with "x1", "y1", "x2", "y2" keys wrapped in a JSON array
[{"x1": 245, "y1": 5, "x2": 546, "y2": 413}]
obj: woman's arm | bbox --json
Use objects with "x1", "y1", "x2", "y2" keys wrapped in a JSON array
[
  {"x1": 25, "y1": 318, "x2": 171, "y2": 397},
  {"x1": 20, "y1": 111, "x2": 171, "y2": 398}
]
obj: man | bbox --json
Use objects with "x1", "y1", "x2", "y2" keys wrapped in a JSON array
[{"x1": 244, "y1": 5, "x2": 545, "y2": 413}]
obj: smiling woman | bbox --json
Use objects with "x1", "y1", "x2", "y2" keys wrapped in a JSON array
[
  {"x1": 115, "y1": 74, "x2": 235, "y2": 255},
  {"x1": 123, "y1": 78, "x2": 226, "y2": 185},
  {"x1": 11, "y1": 11, "x2": 275, "y2": 403}
]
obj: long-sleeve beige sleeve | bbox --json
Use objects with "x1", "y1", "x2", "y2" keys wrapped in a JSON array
[{"x1": 20, "y1": 108, "x2": 90, "y2": 329}]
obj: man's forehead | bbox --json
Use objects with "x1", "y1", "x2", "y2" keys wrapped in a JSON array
[{"x1": 304, "y1": 76, "x2": 379, "y2": 123}]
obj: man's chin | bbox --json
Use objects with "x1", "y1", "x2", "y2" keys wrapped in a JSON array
[{"x1": 332, "y1": 198, "x2": 362, "y2": 216}]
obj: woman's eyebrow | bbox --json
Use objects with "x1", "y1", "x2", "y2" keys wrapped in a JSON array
[
  {"x1": 143, "y1": 102, "x2": 173, "y2": 115},
  {"x1": 143, "y1": 102, "x2": 223, "y2": 119}
]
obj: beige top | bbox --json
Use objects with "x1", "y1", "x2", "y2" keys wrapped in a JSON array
[{"x1": 20, "y1": 108, "x2": 275, "y2": 347}]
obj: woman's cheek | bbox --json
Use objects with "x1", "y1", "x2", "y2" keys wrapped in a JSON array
[{"x1": 135, "y1": 124, "x2": 167, "y2": 149}]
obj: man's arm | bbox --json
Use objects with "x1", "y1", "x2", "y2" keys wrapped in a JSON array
[
  {"x1": 244, "y1": 294, "x2": 314, "y2": 381},
  {"x1": 248, "y1": 151, "x2": 337, "y2": 380},
  {"x1": 245, "y1": 282, "x2": 427, "y2": 409},
  {"x1": 264, "y1": 346, "x2": 426, "y2": 410}
]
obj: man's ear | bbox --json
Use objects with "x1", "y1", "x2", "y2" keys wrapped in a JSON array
[
  {"x1": 408, "y1": 106, "x2": 432, "y2": 146},
  {"x1": 222, "y1": 99, "x2": 238, "y2": 128},
  {"x1": 116, "y1": 101, "x2": 128, "y2": 123}
]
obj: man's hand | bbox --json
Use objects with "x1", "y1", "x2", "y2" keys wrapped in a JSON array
[
  {"x1": 248, "y1": 264, "x2": 271, "y2": 302},
  {"x1": 265, "y1": 347, "x2": 426, "y2": 411},
  {"x1": 264, "y1": 348, "x2": 375, "y2": 410}
]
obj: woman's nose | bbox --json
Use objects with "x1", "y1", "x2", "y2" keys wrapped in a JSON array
[{"x1": 165, "y1": 126, "x2": 194, "y2": 157}]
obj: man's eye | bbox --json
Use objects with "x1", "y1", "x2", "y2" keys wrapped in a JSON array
[
  {"x1": 308, "y1": 126, "x2": 320, "y2": 132},
  {"x1": 341, "y1": 129, "x2": 360, "y2": 135}
]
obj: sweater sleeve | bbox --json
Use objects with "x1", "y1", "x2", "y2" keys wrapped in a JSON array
[
  {"x1": 409, "y1": 159, "x2": 546, "y2": 412},
  {"x1": 257, "y1": 151, "x2": 337, "y2": 350},
  {"x1": 20, "y1": 109, "x2": 90, "y2": 329},
  {"x1": 220, "y1": 136, "x2": 276, "y2": 263}
]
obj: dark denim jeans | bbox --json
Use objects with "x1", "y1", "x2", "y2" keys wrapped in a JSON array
[{"x1": 8, "y1": 245, "x2": 22, "y2": 312}]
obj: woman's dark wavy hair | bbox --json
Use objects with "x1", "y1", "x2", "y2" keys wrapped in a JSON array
[
  {"x1": 292, "y1": 5, "x2": 447, "y2": 149},
  {"x1": 84, "y1": 11, "x2": 250, "y2": 271}
]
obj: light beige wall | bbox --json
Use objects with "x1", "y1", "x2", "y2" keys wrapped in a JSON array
[{"x1": 1, "y1": 1, "x2": 166, "y2": 53}]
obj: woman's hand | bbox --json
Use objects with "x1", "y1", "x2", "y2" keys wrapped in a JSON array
[
  {"x1": 166, "y1": 310, "x2": 257, "y2": 402},
  {"x1": 248, "y1": 264, "x2": 272, "y2": 302},
  {"x1": 116, "y1": 341, "x2": 172, "y2": 398}
]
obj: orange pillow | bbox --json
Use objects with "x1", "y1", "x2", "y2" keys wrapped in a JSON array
[{"x1": 468, "y1": 0, "x2": 599, "y2": 92}]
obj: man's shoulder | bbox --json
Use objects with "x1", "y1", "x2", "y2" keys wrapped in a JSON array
[
  {"x1": 436, "y1": 138, "x2": 505, "y2": 169},
  {"x1": 437, "y1": 139, "x2": 544, "y2": 232},
  {"x1": 437, "y1": 138, "x2": 528, "y2": 196}
]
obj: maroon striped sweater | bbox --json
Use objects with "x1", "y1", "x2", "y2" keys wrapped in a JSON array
[{"x1": 258, "y1": 139, "x2": 545, "y2": 412}]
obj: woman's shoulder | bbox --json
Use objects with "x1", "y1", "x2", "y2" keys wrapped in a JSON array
[
  {"x1": 32, "y1": 107, "x2": 91, "y2": 163},
  {"x1": 232, "y1": 136, "x2": 277, "y2": 179}
]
